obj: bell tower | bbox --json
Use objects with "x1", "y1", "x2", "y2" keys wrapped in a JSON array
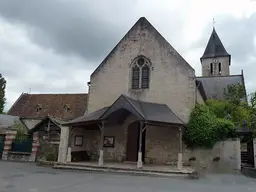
[{"x1": 200, "y1": 27, "x2": 231, "y2": 76}]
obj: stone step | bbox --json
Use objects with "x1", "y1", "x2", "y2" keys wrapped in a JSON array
[
  {"x1": 53, "y1": 164, "x2": 192, "y2": 178},
  {"x1": 53, "y1": 163, "x2": 194, "y2": 178}
]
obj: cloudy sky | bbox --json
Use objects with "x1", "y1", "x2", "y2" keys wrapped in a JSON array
[{"x1": 0, "y1": 0, "x2": 256, "y2": 111}]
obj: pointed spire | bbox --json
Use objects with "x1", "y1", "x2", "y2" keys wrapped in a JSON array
[{"x1": 201, "y1": 27, "x2": 230, "y2": 60}]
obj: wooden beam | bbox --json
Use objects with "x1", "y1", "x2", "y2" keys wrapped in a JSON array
[
  {"x1": 179, "y1": 127, "x2": 182, "y2": 153},
  {"x1": 138, "y1": 121, "x2": 143, "y2": 153},
  {"x1": 98, "y1": 121, "x2": 105, "y2": 166},
  {"x1": 100, "y1": 121, "x2": 105, "y2": 150}
]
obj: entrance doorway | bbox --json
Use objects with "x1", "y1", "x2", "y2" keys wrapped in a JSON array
[{"x1": 126, "y1": 121, "x2": 146, "y2": 162}]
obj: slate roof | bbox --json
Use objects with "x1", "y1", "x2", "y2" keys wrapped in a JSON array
[
  {"x1": 68, "y1": 95, "x2": 184, "y2": 126},
  {"x1": 7, "y1": 93, "x2": 88, "y2": 120},
  {"x1": 0, "y1": 114, "x2": 22, "y2": 129},
  {"x1": 196, "y1": 75, "x2": 245, "y2": 100},
  {"x1": 21, "y1": 119, "x2": 42, "y2": 130},
  {"x1": 67, "y1": 107, "x2": 109, "y2": 125},
  {"x1": 201, "y1": 28, "x2": 230, "y2": 61},
  {"x1": 126, "y1": 96, "x2": 184, "y2": 124}
]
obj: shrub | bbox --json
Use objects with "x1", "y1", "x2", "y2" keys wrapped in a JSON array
[
  {"x1": 206, "y1": 99, "x2": 229, "y2": 118},
  {"x1": 184, "y1": 104, "x2": 236, "y2": 148},
  {"x1": 184, "y1": 104, "x2": 218, "y2": 148},
  {"x1": 214, "y1": 118, "x2": 236, "y2": 140},
  {"x1": 44, "y1": 152, "x2": 57, "y2": 162}
]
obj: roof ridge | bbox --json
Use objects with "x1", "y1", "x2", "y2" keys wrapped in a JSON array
[
  {"x1": 196, "y1": 74, "x2": 242, "y2": 78},
  {"x1": 91, "y1": 17, "x2": 194, "y2": 77},
  {"x1": 121, "y1": 95, "x2": 146, "y2": 119}
]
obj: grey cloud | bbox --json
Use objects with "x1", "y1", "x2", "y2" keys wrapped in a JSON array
[
  {"x1": 189, "y1": 14, "x2": 256, "y2": 94},
  {"x1": 192, "y1": 14, "x2": 256, "y2": 62},
  {"x1": 0, "y1": 0, "x2": 137, "y2": 64}
]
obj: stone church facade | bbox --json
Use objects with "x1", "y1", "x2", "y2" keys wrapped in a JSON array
[{"x1": 57, "y1": 17, "x2": 245, "y2": 168}]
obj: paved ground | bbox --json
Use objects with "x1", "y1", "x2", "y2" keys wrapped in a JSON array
[{"x1": 0, "y1": 161, "x2": 256, "y2": 192}]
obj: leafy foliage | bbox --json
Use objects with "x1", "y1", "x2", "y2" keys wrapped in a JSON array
[
  {"x1": 0, "y1": 74, "x2": 6, "y2": 114},
  {"x1": 206, "y1": 99, "x2": 251, "y2": 127},
  {"x1": 224, "y1": 83, "x2": 246, "y2": 105},
  {"x1": 214, "y1": 118, "x2": 236, "y2": 139},
  {"x1": 11, "y1": 121, "x2": 28, "y2": 143},
  {"x1": 184, "y1": 104, "x2": 235, "y2": 148},
  {"x1": 44, "y1": 151, "x2": 58, "y2": 162}
]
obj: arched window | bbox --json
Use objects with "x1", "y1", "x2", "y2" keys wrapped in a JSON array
[
  {"x1": 141, "y1": 65, "x2": 149, "y2": 88},
  {"x1": 210, "y1": 63, "x2": 213, "y2": 75},
  {"x1": 131, "y1": 56, "x2": 150, "y2": 89},
  {"x1": 132, "y1": 65, "x2": 140, "y2": 89}
]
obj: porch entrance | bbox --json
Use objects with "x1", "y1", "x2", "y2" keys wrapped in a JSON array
[{"x1": 126, "y1": 122, "x2": 146, "y2": 162}]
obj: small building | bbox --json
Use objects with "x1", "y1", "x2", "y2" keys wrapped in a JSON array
[{"x1": 7, "y1": 93, "x2": 88, "y2": 158}]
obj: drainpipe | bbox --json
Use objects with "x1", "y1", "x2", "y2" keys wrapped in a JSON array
[{"x1": 86, "y1": 81, "x2": 91, "y2": 114}]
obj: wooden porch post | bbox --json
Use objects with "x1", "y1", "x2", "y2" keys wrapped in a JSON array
[
  {"x1": 177, "y1": 126, "x2": 183, "y2": 170},
  {"x1": 98, "y1": 121, "x2": 105, "y2": 166},
  {"x1": 137, "y1": 121, "x2": 143, "y2": 169},
  {"x1": 254, "y1": 138, "x2": 256, "y2": 169},
  {"x1": 66, "y1": 126, "x2": 73, "y2": 163}
]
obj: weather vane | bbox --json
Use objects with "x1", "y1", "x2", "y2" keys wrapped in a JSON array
[{"x1": 213, "y1": 18, "x2": 216, "y2": 28}]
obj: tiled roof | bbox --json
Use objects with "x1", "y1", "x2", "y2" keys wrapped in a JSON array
[{"x1": 7, "y1": 93, "x2": 88, "y2": 120}]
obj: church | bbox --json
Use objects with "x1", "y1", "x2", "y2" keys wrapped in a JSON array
[{"x1": 56, "y1": 17, "x2": 245, "y2": 168}]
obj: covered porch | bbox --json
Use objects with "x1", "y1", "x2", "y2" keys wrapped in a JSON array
[{"x1": 58, "y1": 95, "x2": 185, "y2": 169}]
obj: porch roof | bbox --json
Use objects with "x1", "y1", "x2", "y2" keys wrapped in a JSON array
[{"x1": 67, "y1": 95, "x2": 184, "y2": 126}]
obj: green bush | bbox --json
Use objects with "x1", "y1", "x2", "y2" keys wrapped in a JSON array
[
  {"x1": 206, "y1": 99, "x2": 251, "y2": 127},
  {"x1": 206, "y1": 99, "x2": 229, "y2": 118},
  {"x1": 184, "y1": 104, "x2": 236, "y2": 148},
  {"x1": 44, "y1": 152, "x2": 57, "y2": 162},
  {"x1": 184, "y1": 104, "x2": 218, "y2": 148},
  {"x1": 214, "y1": 118, "x2": 236, "y2": 140}
]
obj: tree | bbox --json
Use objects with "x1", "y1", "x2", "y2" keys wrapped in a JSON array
[
  {"x1": 0, "y1": 74, "x2": 6, "y2": 114},
  {"x1": 223, "y1": 83, "x2": 246, "y2": 105}
]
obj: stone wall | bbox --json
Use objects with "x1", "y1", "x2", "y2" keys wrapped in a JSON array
[
  {"x1": 196, "y1": 88, "x2": 205, "y2": 104},
  {"x1": 87, "y1": 18, "x2": 196, "y2": 123},
  {"x1": 103, "y1": 125, "x2": 126, "y2": 162},
  {"x1": 145, "y1": 125, "x2": 179, "y2": 164},
  {"x1": 201, "y1": 56, "x2": 230, "y2": 76},
  {"x1": 183, "y1": 139, "x2": 241, "y2": 173}
]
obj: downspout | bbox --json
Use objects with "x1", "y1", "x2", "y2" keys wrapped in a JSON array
[{"x1": 86, "y1": 81, "x2": 91, "y2": 114}]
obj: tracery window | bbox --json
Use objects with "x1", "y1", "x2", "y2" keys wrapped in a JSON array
[{"x1": 131, "y1": 57, "x2": 150, "y2": 89}]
